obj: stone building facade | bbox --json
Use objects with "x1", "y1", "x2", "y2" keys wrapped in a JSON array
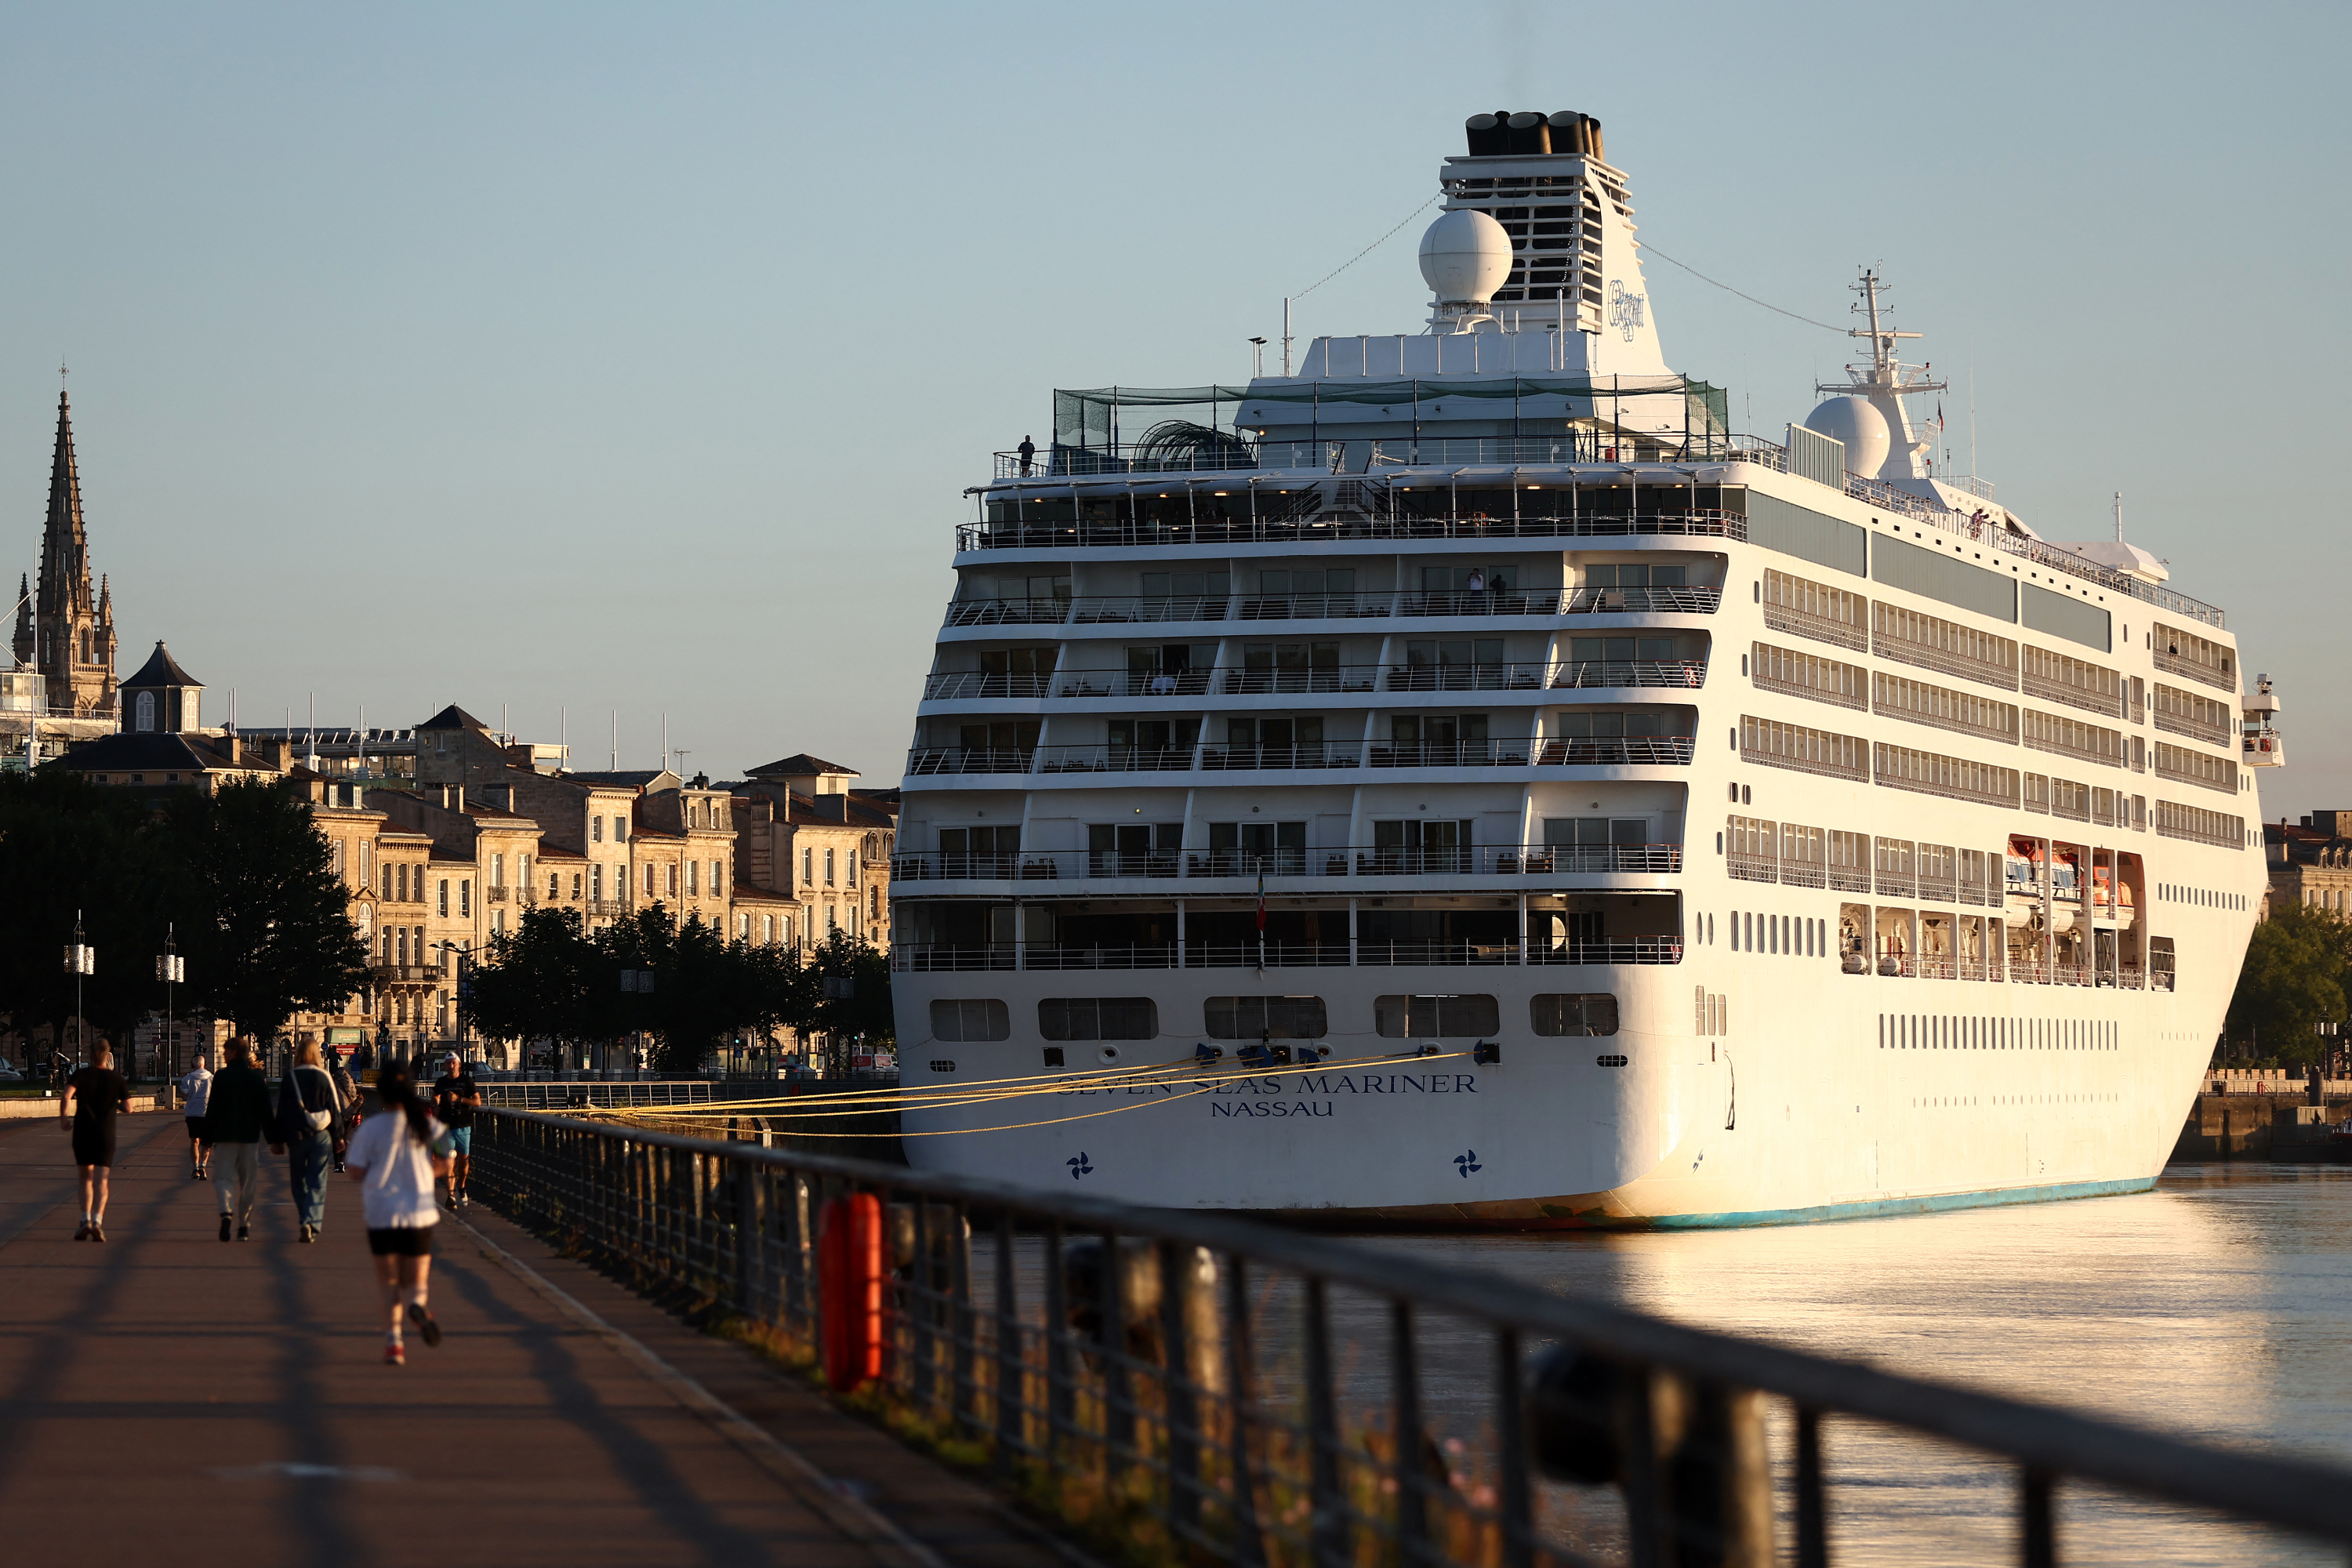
[{"x1": 2268, "y1": 811, "x2": 2352, "y2": 918}]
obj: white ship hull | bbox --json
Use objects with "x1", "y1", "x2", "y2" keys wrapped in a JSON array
[{"x1": 887, "y1": 110, "x2": 2270, "y2": 1227}]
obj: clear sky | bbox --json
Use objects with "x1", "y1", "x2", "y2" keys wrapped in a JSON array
[{"x1": 2, "y1": 2, "x2": 2343, "y2": 815}]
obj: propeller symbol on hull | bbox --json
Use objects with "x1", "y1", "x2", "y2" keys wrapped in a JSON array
[
  {"x1": 1067, "y1": 1152, "x2": 1094, "y2": 1179},
  {"x1": 1454, "y1": 1150, "x2": 1481, "y2": 1178}
]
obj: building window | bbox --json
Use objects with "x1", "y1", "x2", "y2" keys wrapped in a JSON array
[
  {"x1": 492, "y1": 852, "x2": 504, "y2": 888},
  {"x1": 459, "y1": 880, "x2": 471, "y2": 917},
  {"x1": 550, "y1": 871, "x2": 561, "y2": 900},
  {"x1": 331, "y1": 840, "x2": 345, "y2": 879},
  {"x1": 662, "y1": 862, "x2": 674, "y2": 897},
  {"x1": 762, "y1": 915, "x2": 773, "y2": 943},
  {"x1": 615, "y1": 818, "x2": 628, "y2": 842},
  {"x1": 493, "y1": 909, "x2": 506, "y2": 935},
  {"x1": 437, "y1": 879, "x2": 450, "y2": 917},
  {"x1": 687, "y1": 860, "x2": 699, "y2": 896},
  {"x1": 826, "y1": 848, "x2": 837, "y2": 886},
  {"x1": 135, "y1": 691, "x2": 154, "y2": 731},
  {"x1": 592, "y1": 815, "x2": 604, "y2": 843},
  {"x1": 590, "y1": 865, "x2": 602, "y2": 902},
  {"x1": 712, "y1": 859, "x2": 723, "y2": 896}
]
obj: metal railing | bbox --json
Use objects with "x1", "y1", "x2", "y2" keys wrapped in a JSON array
[
  {"x1": 2153, "y1": 710, "x2": 2233, "y2": 748},
  {"x1": 958, "y1": 510, "x2": 1748, "y2": 554},
  {"x1": 2152, "y1": 648, "x2": 2238, "y2": 693},
  {"x1": 2020, "y1": 672, "x2": 2125, "y2": 720},
  {"x1": 889, "y1": 844, "x2": 1684, "y2": 884},
  {"x1": 909, "y1": 739, "x2": 1697, "y2": 777},
  {"x1": 942, "y1": 587, "x2": 1723, "y2": 631},
  {"x1": 892, "y1": 938, "x2": 1683, "y2": 971},
  {"x1": 471, "y1": 1109, "x2": 2352, "y2": 1567}
]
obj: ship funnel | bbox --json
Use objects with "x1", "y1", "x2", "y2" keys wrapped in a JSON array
[{"x1": 1464, "y1": 110, "x2": 1602, "y2": 162}]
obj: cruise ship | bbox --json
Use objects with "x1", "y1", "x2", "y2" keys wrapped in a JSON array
[{"x1": 888, "y1": 110, "x2": 2279, "y2": 1226}]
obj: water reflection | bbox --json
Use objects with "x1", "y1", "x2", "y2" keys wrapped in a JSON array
[{"x1": 1351, "y1": 1162, "x2": 2352, "y2": 1565}]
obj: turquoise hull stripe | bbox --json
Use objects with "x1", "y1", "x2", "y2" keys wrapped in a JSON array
[{"x1": 1642, "y1": 1175, "x2": 2155, "y2": 1230}]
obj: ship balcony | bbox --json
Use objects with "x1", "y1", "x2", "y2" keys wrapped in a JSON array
[
  {"x1": 905, "y1": 735, "x2": 1696, "y2": 778},
  {"x1": 891, "y1": 842, "x2": 1684, "y2": 887},
  {"x1": 893, "y1": 937, "x2": 1685, "y2": 971},
  {"x1": 2242, "y1": 724, "x2": 2285, "y2": 768},
  {"x1": 2154, "y1": 710, "x2": 2234, "y2": 748},
  {"x1": 920, "y1": 659, "x2": 1706, "y2": 704},
  {"x1": 942, "y1": 586, "x2": 1723, "y2": 631},
  {"x1": 957, "y1": 507, "x2": 1748, "y2": 554},
  {"x1": 2152, "y1": 647, "x2": 2238, "y2": 694}
]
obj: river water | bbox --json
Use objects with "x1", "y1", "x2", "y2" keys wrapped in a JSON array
[{"x1": 1354, "y1": 1160, "x2": 2352, "y2": 1565}]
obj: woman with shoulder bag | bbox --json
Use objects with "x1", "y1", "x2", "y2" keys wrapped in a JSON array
[{"x1": 274, "y1": 1041, "x2": 343, "y2": 1242}]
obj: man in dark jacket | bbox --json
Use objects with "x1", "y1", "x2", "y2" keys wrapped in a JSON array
[{"x1": 206, "y1": 1039, "x2": 277, "y2": 1242}]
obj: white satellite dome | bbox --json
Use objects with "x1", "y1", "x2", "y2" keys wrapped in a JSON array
[
  {"x1": 1418, "y1": 209, "x2": 1513, "y2": 307},
  {"x1": 1802, "y1": 395, "x2": 1892, "y2": 481}
]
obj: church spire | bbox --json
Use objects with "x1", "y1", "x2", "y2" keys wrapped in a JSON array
[
  {"x1": 39, "y1": 390, "x2": 89, "y2": 619},
  {"x1": 11, "y1": 572, "x2": 29, "y2": 666},
  {"x1": 25, "y1": 390, "x2": 116, "y2": 716}
]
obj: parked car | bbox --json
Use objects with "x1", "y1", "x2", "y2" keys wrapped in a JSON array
[{"x1": 0, "y1": 1058, "x2": 23, "y2": 1081}]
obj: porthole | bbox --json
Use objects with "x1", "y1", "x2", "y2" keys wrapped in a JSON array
[
  {"x1": 1596, "y1": 1054, "x2": 1629, "y2": 1067},
  {"x1": 928, "y1": 1059, "x2": 956, "y2": 1073},
  {"x1": 1097, "y1": 1045, "x2": 1122, "y2": 1064}
]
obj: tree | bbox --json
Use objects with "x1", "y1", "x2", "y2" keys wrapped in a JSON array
[
  {"x1": 0, "y1": 769, "x2": 183, "y2": 1064},
  {"x1": 160, "y1": 778, "x2": 370, "y2": 1045},
  {"x1": 803, "y1": 929, "x2": 894, "y2": 1074},
  {"x1": 2227, "y1": 903, "x2": 2350, "y2": 1067},
  {"x1": 468, "y1": 906, "x2": 601, "y2": 1061}
]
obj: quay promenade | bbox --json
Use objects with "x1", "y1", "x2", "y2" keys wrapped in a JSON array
[{"x1": 0, "y1": 1113, "x2": 1060, "y2": 1568}]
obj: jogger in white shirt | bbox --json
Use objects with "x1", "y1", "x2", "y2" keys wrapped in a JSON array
[{"x1": 343, "y1": 1062, "x2": 452, "y2": 1367}]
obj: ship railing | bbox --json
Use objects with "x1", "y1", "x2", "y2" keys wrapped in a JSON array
[
  {"x1": 889, "y1": 938, "x2": 1683, "y2": 972},
  {"x1": 2021, "y1": 671, "x2": 2129, "y2": 720},
  {"x1": 942, "y1": 596, "x2": 1075, "y2": 627},
  {"x1": 941, "y1": 587, "x2": 1722, "y2": 630},
  {"x1": 915, "y1": 739, "x2": 1700, "y2": 777},
  {"x1": 922, "y1": 672, "x2": 1057, "y2": 701},
  {"x1": 889, "y1": 844, "x2": 1684, "y2": 884},
  {"x1": 2120, "y1": 964, "x2": 2147, "y2": 990},
  {"x1": 2153, "y1": 647, "x2": 2239, "y2": 692},
  {"x1": 955, "y1": 509, "x2": 1748, "y2": 554},
  {"x1": 1915, "y1": 955, "x2": 1958, "y2": 980},
  {"x1": 2153, "y1": 710, "x2": 2234, "y2": 748},
  {"x1": 466, "y1": 1109, "x2": 2352, "y2": 1568}
]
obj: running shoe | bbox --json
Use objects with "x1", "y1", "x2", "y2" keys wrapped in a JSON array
[
  {"x1": 406, "y1": 1302, "x2": 442, "y2": 1348},
  {"x1": 384, "y1": 1341, "x2": 405, "y2": 1367},
  {"x1": 73, "y1": 1221, "x2": 89, "y2": 1241},
  {"x1": 219, "y1": 1214, "x2": 232, "y2": 1243},
  {"x1": 89, "y1": 1224, "x2": 104, "y2": 1244},
  {"x1": 237, "y1": 1224, "x2": 250, "y2": 1242}
]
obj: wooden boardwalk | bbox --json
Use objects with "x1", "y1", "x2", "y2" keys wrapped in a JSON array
[{"x1": 0, "y1": 1112, "x2": 1063, "y2": 1568}]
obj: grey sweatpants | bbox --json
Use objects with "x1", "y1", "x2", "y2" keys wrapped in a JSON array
[{"x1": 212, "y1": 1139, "x2": 262, "y2": 1224}]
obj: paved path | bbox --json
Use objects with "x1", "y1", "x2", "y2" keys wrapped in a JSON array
[{"x1": 0, "y1": 1114, "x2": 1072, "y2": 1568}]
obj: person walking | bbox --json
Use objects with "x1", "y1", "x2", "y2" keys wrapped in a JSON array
[
  {"x1": 179, "y1": 1048, "x2": 216, "y2": 1181},
  {"x1": 61, "y1": 1043, "x2": 130, "y2": 1242},
  {"x1": 275, "y1": 1042, "x2": 342, "y2": 1243},
  {"x1": 326, "y1": 1051, "x2": 360, "y2": 1174},
  {"x1": 206, "y1": 1038, "x2": 275, "y2": 1242},
  {"x1": 343, "y1": 1062, "x2": 451, "y2": 1366},
  {"x1": 431, "y1": 1054, "x2": 480, "y2": 1208}
]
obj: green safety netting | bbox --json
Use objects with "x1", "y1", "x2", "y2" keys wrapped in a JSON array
[{"x1": 1053, "y1": 376, "x2": 1730, "y2": 448}]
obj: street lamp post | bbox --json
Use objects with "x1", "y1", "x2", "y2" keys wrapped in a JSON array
[
  {"x1": 62, "y1": 911, "x2": 95, "y2": 1081},
  {"x1": 154, "y1": 925, "x2": 185, "y2": 1094}
]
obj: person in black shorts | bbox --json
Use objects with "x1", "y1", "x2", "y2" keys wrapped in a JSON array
[
  {"x1": 432, "y1": 1054, "x2": 480, "y2": 1207},
  {"x1": 62, "y1": 1044, "x2": 131, "y2": 1242}
]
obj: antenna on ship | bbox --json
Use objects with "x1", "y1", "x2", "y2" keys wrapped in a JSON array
[
  {"x1": 1249, "y1": 336, "x2": 1267, "y2": 378},
  {"x1": 2114, "y1": 491, "x2": 2125, "y2": 543}
]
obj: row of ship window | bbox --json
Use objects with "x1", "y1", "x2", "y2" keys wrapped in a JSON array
[
  {"x1": 958, "y1": 560, "x2": 1697, "y2": 602},
  {"x1": 925, "y1": 992, "x2": 1621, "y2": 1044}
]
